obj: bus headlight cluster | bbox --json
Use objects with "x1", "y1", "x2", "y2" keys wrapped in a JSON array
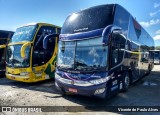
[
  {"x1": 35, "y1": 73, "x2": 42, "y2": 77},
  {"x1": 20, "y1": 72, "x2": 29, "y2": 76},
  {"x1": 94, "y1": 88, "x2": 106, "y2": 95},
  {"x1": 89, "y1": 77, "x2": 110, "y2": 85},
  {"x1": 55, "y1": 73, "x2": 61, "y2": 79},
  {"x1": 34, "y1": 71, "x2": 43, "y2": 77}
]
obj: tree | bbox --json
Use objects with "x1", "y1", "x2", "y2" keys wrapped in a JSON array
[{"x1": 155, "y1": 46, "x2": 160, "y2": 50}]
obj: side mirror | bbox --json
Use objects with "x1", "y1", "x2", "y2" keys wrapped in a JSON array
[
  {"x1": 112, "y1": 30, "x2": 122, "y2": 35},
  {"x1": 43, "y1": 34, "x2": 59, "y2": 50},
  {"x1": 111, "y1": 30, "x2": 124, "y2": 44},
  {"x1": 102, "y1": 25, "x2": 121, "y2": 44},
  {"x1": 0, "y1": 45, "x2": 6, "y2": 49},
  {"x1": 21, "y1": 42, "x2": 32, "y2": 58}
]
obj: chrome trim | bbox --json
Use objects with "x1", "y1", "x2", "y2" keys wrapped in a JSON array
[
  {"x1": 56, "y1": 76, "x2": 94, "y2": 86},
  {"x1": 55, "y1": 73, "x2": 110, "y2": 86},
  {"x1": 59, "y1": 35, "x2": 102, "y2": 41},
  {"x1": 6, "y1": 73, "x2": 29, "y2": 78}
]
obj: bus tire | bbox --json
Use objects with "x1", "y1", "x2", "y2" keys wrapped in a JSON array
[
  {"x1": 146, "y1": 65, "x2": 151, "y2": 75},
  {"x1": 122, "y1": 72, "x2": 130, "y2": 92},
  {"x1": 61, "y1": 88, "x2": 66, "y2": 96}
]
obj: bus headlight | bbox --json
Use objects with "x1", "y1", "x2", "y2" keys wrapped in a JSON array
[
  {"x1": 89, "y1": 77, "x2": 110, "y2": 85},
  {"x1": 20, "y1": 72, "x2": 29, "y2": 76},
  {"x1": 94, "y1": 88, "x2": 106, "y2": 95},
  {"x1": 35, "y1": 73, "x2": 42, "y2": 77},
  {"x1": 55, "y1": 73, "x2": 61, "y2": 79}
]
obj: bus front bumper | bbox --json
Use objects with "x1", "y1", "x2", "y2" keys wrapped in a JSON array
[
  {"x1": 6, "y1": 73, "x2": 33, "y2": 82},
  {"x1": 5, "y1": 73, "x2": 46, "y2": 83},
  {"x1": 55, "y1": 79, "x2": 108, "y2": 99}
]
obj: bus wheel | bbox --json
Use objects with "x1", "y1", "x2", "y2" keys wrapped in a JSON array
[
  {"x1": 122, "y1": 72, "x2": 130, "y2": 92},
  {"x1": 147, "y1": 65, "x2": 151, "y2": 75}
]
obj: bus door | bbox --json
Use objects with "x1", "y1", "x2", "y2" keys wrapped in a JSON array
[
  {"x1": 32, "y1": 26, "x2": 57, "y2": 77},
  {"x1": 33, "y1": 26, "x2": 56, "y2": 65},
  {"x1": 159, "y1": 52, "x2": 160, "y2": 63},
  {"x1": 109, "y1": 31, "x2": 126, "y2": 93},
  {"x1": 130, "y1": 43, "x2": 141, "y2": 81}
]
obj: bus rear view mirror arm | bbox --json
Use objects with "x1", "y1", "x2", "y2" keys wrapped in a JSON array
[
  {"x1": 0, "y1": 45, "x2": 6, "y2": 48},
  {"x1": 21, "y1": 42, "x2": 32, "y2": 58},
  {"x1": 43, "y1": 33, "x2": 59, "y2": 50},
  {"x1": 102, "y1": 25, "x2": 121, "y2": 44},
  {"x1": 35, "y1": 33, "x2": 45, "y2": 47}
]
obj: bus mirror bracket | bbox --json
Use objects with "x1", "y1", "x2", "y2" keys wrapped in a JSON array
[
  {"x1": 21, "y1": 42, "x2": 32, "y2": 58},
  {"x1": 102, "y1": 25, "x2": 121, "y2": 44},
  {"x1": 43, "y1": 34, "x2": 59, "y2": 50}
]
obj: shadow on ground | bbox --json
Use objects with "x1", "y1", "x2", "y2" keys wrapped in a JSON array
[
  {"x1": 0, "y1": 67, "x2": 160, "y2": 112},
  {"x1": 0, "y1": 77, "x2": 61, "y2": 95}
]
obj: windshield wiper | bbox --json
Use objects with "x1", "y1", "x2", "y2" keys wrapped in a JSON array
[
  {"x1": 75, "y1": 61, "x2": 88, "y2": 67},
  {"x1": 57, "y1": 65, "x2": 73, "y2": 69},
  {"x1": 76, "y1": 65, "x2": 105, "y2": 72}
]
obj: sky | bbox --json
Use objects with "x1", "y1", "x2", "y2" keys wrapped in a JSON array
[{"x1": 0, "y1": 0, "x2": 160, "y2": 46}]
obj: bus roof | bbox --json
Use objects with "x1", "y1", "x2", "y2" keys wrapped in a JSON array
[
  {"x1": 0, "y1": 30, "x2": 14, "y2": 33},
  {"x1": 150, "y1": 50, "x2": 160, "y2": 51},
  {"x1": 72, "y1": 4, "x2": 115, "y2": 14},
  {"x1": 17, "y1": 23, "x2": 61, "y2": 29},
  {"x1": 62, "y1": 4, "x2": 115, "y2": 34}
]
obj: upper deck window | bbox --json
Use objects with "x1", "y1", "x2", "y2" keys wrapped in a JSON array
[
  {"x1": 62, "y1": 5, "x2": 114, "y2": 34},
  {"x1": 10, "y1": 25, "x2": 37, "y2": 43}
]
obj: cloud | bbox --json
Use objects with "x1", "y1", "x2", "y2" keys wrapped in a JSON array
[
  {"x1": 155, "y1": 30, "x2": 160, "y2": 34},
  {"x1": 140, "y1": 19, "x2": 160, "y2": 28},
  {"x1": 153, "y1": 35, "x2": 160, "y2": 40},
  {"x1": 154, "y1": 30, "x2": 160, "y2": 41},
  {"x1": 150, "y1": 2, "x2": 160, "y2": 17},
  {"x1": 150, "y1": 10, "x2": 160, "y2": 17},
  {"x1": 154, "y1": 2, "x2": 160, "y2": 8}
]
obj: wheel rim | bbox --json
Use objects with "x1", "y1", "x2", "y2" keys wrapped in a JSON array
[{"x1": 125, "y1": 75, "x2": 130, "y2": 88}]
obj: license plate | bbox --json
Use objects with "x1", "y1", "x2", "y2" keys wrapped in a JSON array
[{"x1": 68, "y1": 88, "x2": 77, "y2": 93}]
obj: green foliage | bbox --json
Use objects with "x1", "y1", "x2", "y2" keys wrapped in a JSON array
[{"x1": 155, "y1": 46, "x2": 160, "y2": 50}]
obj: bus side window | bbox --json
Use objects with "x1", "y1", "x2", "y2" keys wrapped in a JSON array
[
  {"x1": 112, "y1": 46, "x2": 119, "y2": 67},
  {"x1": 111, "y1": 33, "x2": 125, "y2": 68},
  {"x1": 111, "y1": 33, "x2": 119, "y2": 67},
  {"x1": 119, "y1": 34, "x2": 125, "y2": 63},
  {"x1": 45, "y1": 36, "x2": 56, "y2": 62}
]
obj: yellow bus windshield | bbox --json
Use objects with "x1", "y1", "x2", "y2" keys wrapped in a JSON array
[{"x1": 10, "y1": 25, "x2": 37, "y2": 43}]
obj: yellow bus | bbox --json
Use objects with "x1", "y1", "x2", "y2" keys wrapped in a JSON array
[
  {"x1": 0, "y1": 30, "x2": 14, "y2": 76},
  {"x1": 6, "y1": 23, "x2": 60, "y2": 82}
]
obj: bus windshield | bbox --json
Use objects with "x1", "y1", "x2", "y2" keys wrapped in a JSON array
[
  {"x1": 10, "y1": 25, "x2": 37, "y2": 43},
  {"x1": 57, "y1": 37, "x2": 108, "y2": 71},
  {"x1": 61, "y1": 4, "x2": 114, "y2": 34},
  {"x1": 154, "y1": 52, "x2": 160, "y2": 59},
  {"x1": 6, "y1": 45, "x2": 31, "y2": 68}
]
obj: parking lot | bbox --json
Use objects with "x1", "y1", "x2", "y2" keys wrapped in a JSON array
[{"x1": 0, "y1": 65, "x2": 160, "y2": 114}]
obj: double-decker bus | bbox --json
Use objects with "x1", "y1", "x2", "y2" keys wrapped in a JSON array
[
  {"x1": 6, "y1": 23, "x2": 60, "y2": 82},
  {"x1": 0, "y1": 30, "x2": 14, "y2": 75},
  {"x1": 150, "y1": 50, "x2": 160, "y2": 64},
  {"x1": 55, "y1": 4, "x2": 154, "y2": 98}
]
